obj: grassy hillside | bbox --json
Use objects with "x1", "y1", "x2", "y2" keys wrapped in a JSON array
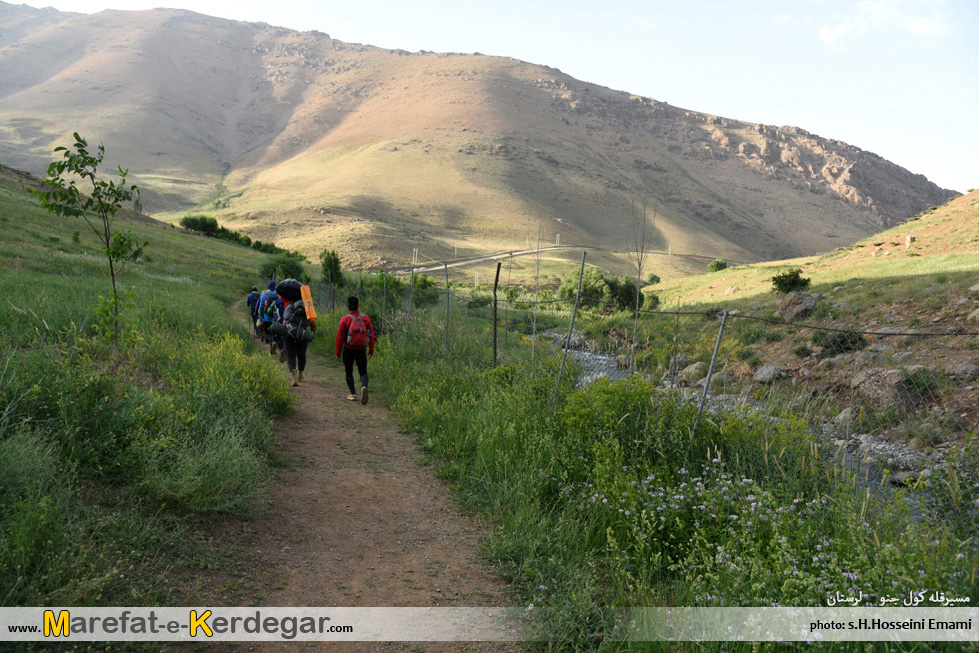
[
  {"x1": 0, "y1": 162, "x2": 298, "y2": 610},
  {"x1": 655, "y1": 188, "x2": 979, "y2": 306}
]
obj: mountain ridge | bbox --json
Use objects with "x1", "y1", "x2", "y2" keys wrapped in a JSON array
[{"x1": 0, "y1": 1, "x2": 957, "y2": 276}]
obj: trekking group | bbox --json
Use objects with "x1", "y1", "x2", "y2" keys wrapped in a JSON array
[{"x1": 247, "y1": 280, "x2": 373, "y2": 404}]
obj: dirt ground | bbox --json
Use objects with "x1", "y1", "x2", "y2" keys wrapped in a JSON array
[{"x1": 178, "y1": 335, "x2": 520, "y2": 652}]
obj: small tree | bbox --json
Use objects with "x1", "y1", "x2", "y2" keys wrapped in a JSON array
[
  {"x1": 646, "y1": 273, "x2": 661, "y2": 285},
  {"x1": 771, "y1": 268, "x2": 811, "y2": 294},
  {"x1": 259, "y1": 253, "x2": 306, "y2": 281},
  {"x1": 319, "y1": 248, "x2": 344, "y2": 287},
  {"x1": 707, "y1": 258, "x2": 727, "y2": 273},
  {"x1": 558, "y1": 267, "x2": 610, "y2": 309},
  {"x1": 33, "y1": 133, "x2": 144, "y2": 348}
]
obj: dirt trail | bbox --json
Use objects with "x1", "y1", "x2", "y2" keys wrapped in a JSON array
[{"x1": 182, "y1": 316, "x2": 518, "y2": 652}]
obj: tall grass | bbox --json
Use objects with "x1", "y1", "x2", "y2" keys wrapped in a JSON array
[
  {"x1": 1, "y1": 183, "x2": 295, "y2": 610},
  {"x1": 372, "y1": 305, "x2": 979, "y2": 649}
]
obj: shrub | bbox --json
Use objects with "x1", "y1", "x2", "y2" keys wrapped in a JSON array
[
  {"x1": 646, "y1": 273, "x2": 661, "y2": 285},
  {"x1": 707, "y1": 258, "x2": 727, "y2": 273},
  {"x1": 259, "y1": 253, "x2": 307, "y2": 282},
  {"x1": 771, "y1": 268, "x2": 811, "y2": 294},
  {"x1": 812, "y1": 329, "x2": 867, "y2": 357}
]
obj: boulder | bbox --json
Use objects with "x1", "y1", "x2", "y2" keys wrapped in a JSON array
[
  {"x1": 968, "y1": 309, "x2": 979, "y2": 325},
  {"x1": 753, "y1": 365, "x2": 786, "y2": 384},
  {"x1": 682, "y1": 362, "x2": 708, "y2": 384},
  {"x1": 873, "y1": 326, "x2": 924, "y2": 345},
  {"x1": 668, "y1": 353, "x2": 689, "y2": 376},
  {"x1": 850, "y1": 368, "x2": 912, "y2": 411},
  {"x1": 969, "y1": 282, "x2": 979, "y2": 293},
  {"x1": 777, "y1": 292, "x2": 818, "y2": 321},
  {"x1": 945, "y1": 363, "x2": 979, "y2": 380},
  {"x1": 561, "y1": 329, "x2": 588, "y2": 350}
]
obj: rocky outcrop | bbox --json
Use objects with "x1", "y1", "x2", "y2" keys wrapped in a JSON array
[
  {"x1": 777, "y1": 292, "x2": 818, "y2": 321},
  {"x1": 850, "y1": 368, "x2": 913, "y2": 411}
]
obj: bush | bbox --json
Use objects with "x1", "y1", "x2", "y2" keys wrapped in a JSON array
[
  {"x1": 772, "y1": 268, "x2": 811, "y2": 294},
  {"x1": 646, "y1": 273, "x2": 661, "y2": 285},
  {"x1": 558, "y1": 267, "x2": 610, "y2": 309},
  {"x1": 707, "y1": 259, "x2": 727, "y2": 273},
  {"x1": 259, "y1": 253, "x2": 307, "y2": 281},
  {"x1": 812, "y1": 329, "x2": 867, "y2": 357}
]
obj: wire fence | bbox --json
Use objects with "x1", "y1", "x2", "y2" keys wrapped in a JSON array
[{"x1": 302, "y1": 254, "x2": 979, "y2": 519}]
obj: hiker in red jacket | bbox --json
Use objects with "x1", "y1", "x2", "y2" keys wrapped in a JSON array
[{"x1": 335, "y1": 296, "x2": 374, "y2": 404}]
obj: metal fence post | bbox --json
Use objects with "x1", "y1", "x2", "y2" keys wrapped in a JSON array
[
  {"x1": 405, "y1": 267, "x2": 415, "y2": 343},
  {"x1": 553, "y1": 251, "x2": 587, "y2": 408},
  {"x1": 692, "y1": 309, "x2": 729, "y2": 442},
  {"x1": 444, "y1": 263, "x2": 450, "y2": 358},
  {"x1": 492, "y1": 262, "x2": 502, "y2": 367}
]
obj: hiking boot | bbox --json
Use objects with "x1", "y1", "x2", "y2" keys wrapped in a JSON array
[
  {"x1": 361, "y1": 386, "x2": 369, "y2": 405},
  {"x1": 291, "y1": 370, "x2": 299, "y2": 387},
  {"x1": 279, "y1": 348, "x2": 286, "y2": 363},
  {"x1": 298, "y1": 371, "x2": 304, "y2": 382},
  {"x1": 270, "y1": 343, "x2": 278, "y2": 356},
  {"x1": 346, "y1": 394, "x2": 358, "y2": 401}
]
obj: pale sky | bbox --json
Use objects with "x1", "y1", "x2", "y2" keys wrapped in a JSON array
[{"x1": 14, "y1": 0, "x2": 979, "y2": 193}]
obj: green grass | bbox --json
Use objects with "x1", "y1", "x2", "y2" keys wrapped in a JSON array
[
  {"x1": 0, "y1": 168, "x2": 295, "y2": 613},
  {"x1": 367, "y1": 295, "x2": 979, "y2": 650}
]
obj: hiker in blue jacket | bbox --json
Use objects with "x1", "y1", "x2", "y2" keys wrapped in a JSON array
[
  {"x1": 259, "y1": 282, "x2": 285, "y2": 361},
  {"x1": 246, "y1": 286, "x2": 261, "y2": 337}
]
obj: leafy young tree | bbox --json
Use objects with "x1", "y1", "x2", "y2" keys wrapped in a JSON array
[
  {"x1": 259, "y1": 253, "x2": 306, "y2": 281},
  {"x1": 558, "y1": 266, "x2": 610, "y2": 309},
  {"x1": 319, "y1": 248, "x2": 344, "y2": 287},
  {"x1": 707, "y1": 258, "x2": 727, "y2": 273},
  {"x1": 33, "y1": 132, "x2": 144, "y2": 348}
]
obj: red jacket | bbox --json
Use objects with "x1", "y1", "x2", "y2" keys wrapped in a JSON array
[{"x1": 336, "y1": 311, "x2": 374, "y2": 356}]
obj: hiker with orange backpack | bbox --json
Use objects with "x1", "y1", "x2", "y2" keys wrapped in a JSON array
[{"x1": 335, "y1": 296, "x2": 374, "y2": 404}]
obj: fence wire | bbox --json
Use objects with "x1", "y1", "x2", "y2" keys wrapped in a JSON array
[{"x1": 302, "y1": 260, "x2": 979, "y2": 527}]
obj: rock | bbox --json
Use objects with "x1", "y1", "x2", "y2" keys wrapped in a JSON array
[
  {"x1": 834, "y1": 407, "x2": 856, "y2": 435},
  {"x1": 856, "y1": 433, "x2": 927, "y2": 470},
  {"x1": 906, "y1": 364, "x2": 926, "y2": 375},
  {"x1": 615, "y1": 355, "x2": 631, "y2": 370},
  {"x1": 873, "y1": 326, "x2": 924, "y2": 345},
  {"x1": 754, "y1": 365, "x2": 786, "y2": 384},
  {"x1": 777, "y1": 292, "x2": 818, "y2": 321},
  {"x1": 890, "y1": 471, "x2": 918, "y2": 486},
  {"x1": 682, "y1": 362, "x2": 708, "y2": 384},
  {"x1": 866, "y1": 344, "x2": 894, "y2": 352},
  {"x1": 561, "y1": 329, "x2": 588, "y2": 350},
  {"x1": 969, "y1": 282, "x2": 979, "y2": 293},
  {"x1": 850, "y1": 368, "x2": 913, "y2": 411},
  {"x1": 833, "y1": 286, "x2": 845, "y2": 292},
  {"x1": 668, "y1": 353, "x2": 689, "y2": 376},
  {"x1": 968, "y1": 309, "x2": 979, "y2": 325},
  {"x1": 945, "y1": 363, "x2": 979, "y2": 380}
]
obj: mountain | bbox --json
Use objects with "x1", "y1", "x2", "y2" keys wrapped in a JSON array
[{"x1": 0, "y1": 2, "x2": 958, "y2": 276}]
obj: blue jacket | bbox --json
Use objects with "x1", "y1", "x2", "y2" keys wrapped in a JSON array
[
  {"x1": 259, "y1": 290, "x2": 284, "y2": 323},
  {"x1": 246, "y1": 291, "x2": 261, "y2": 316}
]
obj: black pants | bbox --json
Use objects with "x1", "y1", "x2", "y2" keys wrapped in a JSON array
[
  {"x1": 342, "y1": 347, "x2": 369, "y2": 395},
  {"x1": 284, "y1": 338, "x2": 308, "y2": 372}
]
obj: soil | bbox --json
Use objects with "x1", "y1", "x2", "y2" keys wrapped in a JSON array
[{"x1": 176, "y1": 328, "x2": 519, "y2": 652}]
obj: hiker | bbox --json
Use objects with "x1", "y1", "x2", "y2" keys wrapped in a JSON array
[
  {"x1": 246, "y1": 286, "x2": 261, "y2": 337},
  {"x1": 335, "y1": 296, "x2": 374, "y2": 404},
  {"x1": 260, "y1": 282, "x2": 286, "y2": 361},
  {"x1": 282, "y1": 295, "x2": 315, "y2": 386},
  {"x1": 257, "y1": 281, "x2": 277, "y2": 344}
]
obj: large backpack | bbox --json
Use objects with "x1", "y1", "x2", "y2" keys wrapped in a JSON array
[
  {"x1": 263, "y1": 291, "x2": 279, "y2": 318},
  {"x1": 346, "y1": 313, "x2": 368, "y2": 348},
  {"x1": 271, "y1": 302, "x2": 315, "y2": 343}
]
